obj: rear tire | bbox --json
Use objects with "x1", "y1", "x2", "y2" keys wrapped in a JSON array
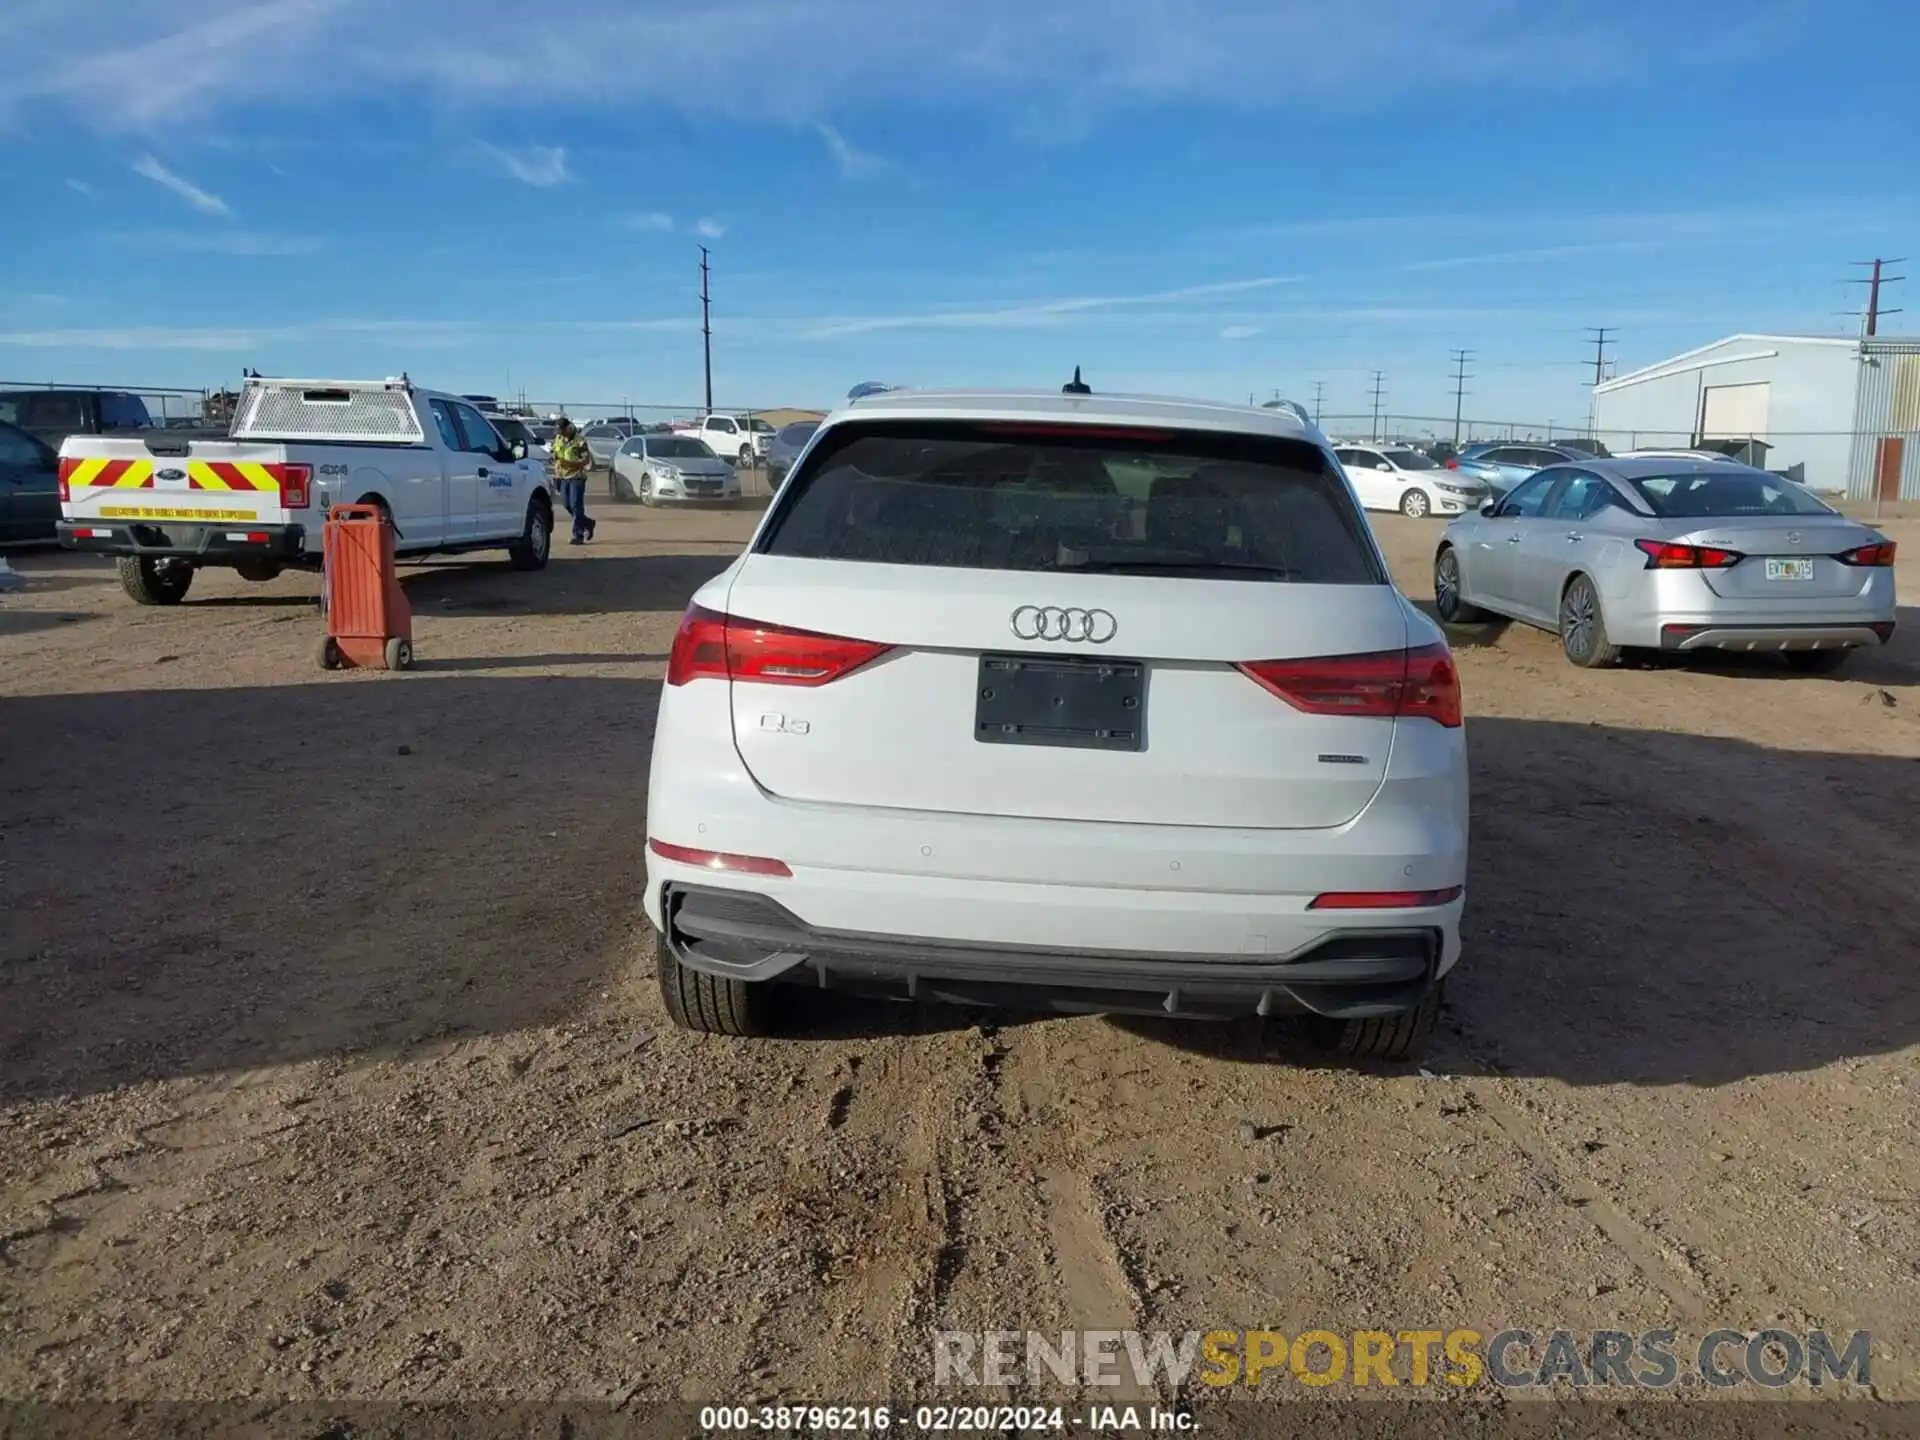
[
  {"x1": 509, "y1": 498, "x2": 551, "y2": 571},
  {"x1": 652, "y1": 927, "x2": 774, "y2": 1036},
  {"x1": 1432, "y1": 545, "x2": 1486, "y2": 623},
  {"x1": 1782, "y1": 648, "x2": 1854, "y2": 676},
  {"x1": 1400, "y1": 487, "x2": 1432, "y2": 518},
  {"x1": 117, "y1": 556, "x2": 193, "y2": 606},
  {"x1": 236, "y1": 561, "x2": 282, "y2": 583},
  {"x1": 1307, "y1": 984, "x2": 1441, "y2": 1062},
  {"x1": 1559, "y1": 574, "x2": 1620, "y2": 668}
]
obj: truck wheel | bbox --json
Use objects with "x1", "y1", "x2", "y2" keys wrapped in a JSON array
[
  {"x1": 236, "y1": 561, "x2": 282, "y2": 583},
  {"x1": 117, "y1": 556, "x2": 194, "y2": 606},
  {"x1": 1305, "y1": 984, "x2": 1441, "y2": 1063},
  {"x1": 652, "y1": 928, "x2": 774, "y2": 1036},
  {"x1": 509, "y1": 498, "x2": 551, "y2": 571},
  {"x1": 384, "y1": 637, "x2": 413, "y2": 671}
]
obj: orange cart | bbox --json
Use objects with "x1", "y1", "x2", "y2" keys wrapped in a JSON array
[{"x1": 318, "y1": 503, "x2": 413, "y2": 671}]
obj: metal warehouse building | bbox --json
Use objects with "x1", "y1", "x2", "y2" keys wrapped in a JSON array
[{"x1": 1591, "y1": 333, "x2": 1920, "y2": 500}]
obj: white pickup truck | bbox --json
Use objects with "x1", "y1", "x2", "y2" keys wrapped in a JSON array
[
  {"x1": 684, "y1": 413, "x2": 773, "y2": 466},
  {"x1": 56, "y1": 376, "x2": 555, "y2": 605}
]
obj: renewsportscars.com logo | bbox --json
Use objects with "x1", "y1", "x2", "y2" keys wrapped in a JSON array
[{"x1": 932, "y1": 1329, "x2": 1872, "y2": 1391}]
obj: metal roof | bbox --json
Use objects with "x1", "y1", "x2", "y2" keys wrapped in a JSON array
[{"x1": 834, "y1": 388, "x2": 1314, "y2": 438}]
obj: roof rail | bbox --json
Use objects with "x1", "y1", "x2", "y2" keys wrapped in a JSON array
[{"x1": 242, "y1": 374, "x2": 416, "y2": 392}]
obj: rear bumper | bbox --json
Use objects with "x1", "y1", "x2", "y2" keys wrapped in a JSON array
[
  {"x1": 660, "y1": 882, "x2": 1443, "y2": 1020},
  {"x1": 1658, "y1": 620, "x2": 1893, "y2": 652},
  {"x1": 58, "y1": 520, "x2": 307, "y2": 563}
]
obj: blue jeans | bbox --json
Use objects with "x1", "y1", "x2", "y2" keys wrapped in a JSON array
[{"x1": 561, "y1": 478, "x2": 591, "y2": 540}]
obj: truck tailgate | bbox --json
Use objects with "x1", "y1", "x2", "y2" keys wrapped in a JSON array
[{"x1": 60, "y1": 437, "x2": 297, "y2": 525}]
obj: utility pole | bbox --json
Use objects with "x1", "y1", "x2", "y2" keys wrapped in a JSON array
[
  {"x1": 1585, "y1": 327, "x2": 1614, "y2": 388},
  {"x1": 699, "y1": 245, "x2": 714, "y2": 415},
  {"x1": 1849, "y1": 258, "x2": 1906, "y2": 336},
  {"x1": 1584, "y1": 327, "x2": 1614, "y2": 436},
  {"x1": 1448, "y1": 349, "x2": 1474, "y2": 446},
  {"x1": 1311, "y1": 380, "x2": 1325, "y2": 425},
  {"x1": 1368, "y1": 370, "x2": 1385, "y2": 442}
]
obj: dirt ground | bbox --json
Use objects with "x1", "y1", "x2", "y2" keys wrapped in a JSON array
[{"x1": 2, "y1": 497, "x2": 1918, "y2": 1414}]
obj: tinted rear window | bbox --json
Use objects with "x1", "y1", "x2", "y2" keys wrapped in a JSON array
[
  {"x1": 1630, "y1": 470, "x2": 1834, "y2": 518},
  {"x1": 778, "y1": 422, "x2": 818, "y2": 444},
  {"x1": 758, "y1": 420, "x2": 1384, "y2": 584}
]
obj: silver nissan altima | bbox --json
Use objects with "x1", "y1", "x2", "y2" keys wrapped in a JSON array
[{"x1": 1433, "y1": 459, "x2": 1897, "y2": 672}]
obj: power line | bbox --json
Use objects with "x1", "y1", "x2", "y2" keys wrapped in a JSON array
[
  {"x1": 1311, "y1": 380, "x2": 1326, "y2": 424},
  {"x1": 1448, "y1": 349, "x2": 1474, "y2": 446},
  {"x1": 1848, "y1": 258, "x2": 1906, "y2": 336},
  {"x1": 699, "y1": 245, "x2": 714, "y2": 415},
  {"x1": 1368, "y1": 370, "x2": 1386, "y2": 442}
]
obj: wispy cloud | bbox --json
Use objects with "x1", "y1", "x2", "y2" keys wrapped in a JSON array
[
  {"x1": 65, "y1": 177, "x2": 94, "y2": 196},
  {"x1": 622, "y1": 211, "x2": 676, "y2": 232},
  {"x1": 131, "y1": 154, "x2": 229, "y2": 215},
  {"x1": 115, "y1": 229, "x2": 326, "y2": 256},
  {"x1": 694, "y1": 217, "x2": 728, "y2": 239},
  {"x1": 802, "y1": 274, "x2": 1304, "y2": 338},
  {"x1": 477, "y1": 141, "x2": 570, "y2": 187},
  {"x1": 1219, "y1": 325, "x2": 1262, "y2": 340},
  {"x1": 814, "y1": 122, "x2": 887, "y2": 178},
  {"x1": 5, "y1": 0, "x2": 1798, "y2": 134}
]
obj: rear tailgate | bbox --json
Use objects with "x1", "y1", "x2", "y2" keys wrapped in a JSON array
[
  {"x1": 61, "y1": 436, "x2": 298, "y2": 527},
  {"x1": 712, "y1": 414, "x2": 1432, "y2": 832}
]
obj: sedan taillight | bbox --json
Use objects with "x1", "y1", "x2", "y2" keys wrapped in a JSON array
[
  {"x1": 1237, "y1": 643, "x2": 1462, "y2": 728},
  {"x1": 1836, "y1": 541, "x2": 1897, "y2": 567},
  {"x1": 666, "y1": 604, "x2": 893, "y2": 686},
  {"x1": 1635, "y1": 539, "x2": 1742, "y2": 569}
]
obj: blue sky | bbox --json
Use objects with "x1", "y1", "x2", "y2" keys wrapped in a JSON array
[{"x1": 1, "y1": 0, "x2": 1916, "y2": 427}]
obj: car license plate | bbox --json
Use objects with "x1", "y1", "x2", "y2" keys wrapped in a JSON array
[
  {"x1": 1765, "y1": 558, "x2": 1815, "y2": 582},
  {"x1": 975, "y1": 653, "x2": 1145, "y2": 752}
]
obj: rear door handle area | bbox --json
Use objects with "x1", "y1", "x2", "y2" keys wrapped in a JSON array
[
  {"x1": 1565, "y1": 531, "x2": 1584, "y2": 542},
  {"x1": 1506, "y1": 533, "x2": 1523, "y2": 544}
]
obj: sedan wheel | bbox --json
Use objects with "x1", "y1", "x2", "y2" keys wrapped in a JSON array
[
  {"x1": 1559, "y1": 574, "x2": 1621, "y2": 668},
  {"x1": 638, "y1": 470, "x2": 656, "y2": 507},
  {"x1": 1432, "y1": 546, "x2": 1484, "y2": 623},
  {"x1": 1400, "y1": 487, "x2": 1432, "y2": 518}
]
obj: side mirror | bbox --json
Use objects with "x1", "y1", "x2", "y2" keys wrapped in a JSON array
[
  {"x1": 1480, "y1": 502, "x2": 1500, "y2": 517},
  {"x1": 511, "y1": 440, "x2": 529, "y2": 460}
]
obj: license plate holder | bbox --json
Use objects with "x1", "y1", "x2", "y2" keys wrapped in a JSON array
[
  {"x1": 975, "y1": 653, "x2": 1145, "y2": 752},
  {"x1": 1765, "y1": 557, "x2": 1815, "y2": 582}
]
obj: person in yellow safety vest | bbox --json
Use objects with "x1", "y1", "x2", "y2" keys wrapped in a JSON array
[{"x1": 549, "y1": 418, "x2": 597, "y2": 545}]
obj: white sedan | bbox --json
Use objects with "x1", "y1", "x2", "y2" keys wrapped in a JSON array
[
  {"x1": 611, "y1": 433, "x2": 742, "y2": 506},
  {"x1": 1334, "y1": 444, "x2": 1490, "y2": 518}
]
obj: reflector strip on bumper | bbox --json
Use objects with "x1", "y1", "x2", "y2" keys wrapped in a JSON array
[
  {"x1": 66, "y1": 457, "x2": 154, "y2": 489},
  {"x1": 188, "y1": 460, "x2": 281, "y2": 492}
]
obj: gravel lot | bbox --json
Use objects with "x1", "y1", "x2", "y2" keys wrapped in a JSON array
[{"x1": 2, "y1": 502, "x2": 1918, "y2": 1410}]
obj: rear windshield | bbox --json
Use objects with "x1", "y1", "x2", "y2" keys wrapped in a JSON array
[
  {"x1": 758, "y1": 420, "x2": 1385, "y2": 584},
  {"x1": 1629, "y1": 470, "x2": 1834, "y2": 518},
  {"x1": 0, "y1": 391, "x2": 87, "y2": 431},
  {"x1": 778, "y1": 422, "x2": 818, "y2": 444}
]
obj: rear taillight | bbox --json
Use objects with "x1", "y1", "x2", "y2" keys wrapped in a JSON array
[
  {"x1": 1309, "y1": 886, "x2": 1463, "y2": 910},
  {"x1": 648, "y1": 838, "x2": 791, "y2": 877},
  {"x1": 57, "y1": 456, "x2": 77, "y2": 503},
  {"x1": 666, "y1": 604, "x2": 892, "y2": 687},
  {"x1": 1635, "y1": 539, "x2": 1742, "y2": 569},
  {"x1": 1237, "y1": 642, "x2": 1462, "y2": 728},
  {"x1": 1444, "y1": 458, "x2": 1459, "y2": 469},
  {"x1": 1837, "y1": 541, "x2": 1897, "y2": 567},
  {"x1": 279, "y1": 462, "x2": 312, "y2": 509}
]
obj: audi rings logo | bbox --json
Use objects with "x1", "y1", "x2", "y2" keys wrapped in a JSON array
[{"x1": 1010, "y1": 605, "x2": 1118, "y2": 644}]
